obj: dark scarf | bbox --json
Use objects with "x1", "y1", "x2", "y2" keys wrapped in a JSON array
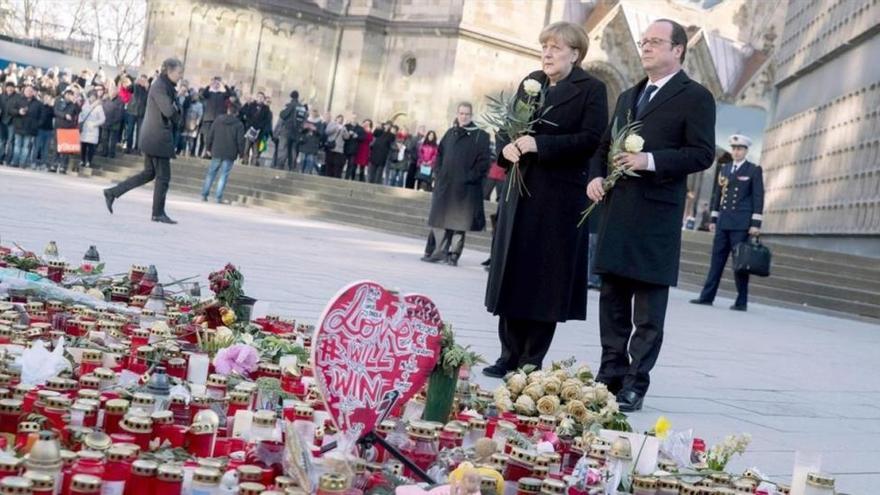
[{"x1": 159, "y1": 73, "x2": 178, "y2": 101}]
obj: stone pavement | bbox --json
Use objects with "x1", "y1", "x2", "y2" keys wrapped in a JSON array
[{"x1": 1, "y1": 167, "x2": 878, "y2": 492}]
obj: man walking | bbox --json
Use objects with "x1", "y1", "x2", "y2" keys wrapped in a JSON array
[
  {"x1": 587, "y1": 19, "x2": 715, "y2": 412},
  {"x1": 103, "y1": 58, "x2": 183, "y2": 224},
  {"x1": 421, "y1": 102, "x2": 490, "y2": 266},
  {"x1": 690, "y1": 134, "x2": 764, "y2": 311}
]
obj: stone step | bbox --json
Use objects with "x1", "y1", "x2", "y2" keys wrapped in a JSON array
[
  {"x1": 677, "y1": 271, "x2": 880, "y2": 320},
  {"x1": 679, "y1": 247, "x2": 880, "y2": 293},
  {"x1": 85, "y1": 155, "x2": 880, "y2": 321},
  {"x1": 97, "y1": 157, "x2": 880, "y2": 275},
  {"x1": 94, "y1": 160, "x2": 438, "y2": 218},
  {"x1": 92, "y1": 160, "x2": 880, "y2": 292},
  {"x1": 678, "y1": 258, "x2": 879, "y2": 308},
  {"x1": 98, "y1": 160, "x2": 880, "y2": 284}
]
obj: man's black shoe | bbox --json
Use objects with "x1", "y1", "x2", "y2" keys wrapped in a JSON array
[
  {"x1": 481, "y1": 258, "x2": 491, "y2": 267},
  {"x1": 103, "y1": 189, "x2": 115, "y2": 214},
  {"x1": 730, "y1": 304, "x2": 747, "y2": 312},
  {"x1": 689, "y1": 299, "x2": 712, "y2": 306},
  {"x1": 617, "y1": 390, "x2": 644, "y2": 412},
  {"x1": 482, "y1": 363, "x2": 509, "y2": 379},
  {"x1": 151, "y1": 215, "x2": 178, "y2": 224},
  {"x1": 446, "y1": 258, "x2": 458, "y2": 267}
]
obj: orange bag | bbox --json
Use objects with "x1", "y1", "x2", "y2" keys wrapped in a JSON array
[{"x1": 56, "y1": 128, "x2": 81, "y2": 154}]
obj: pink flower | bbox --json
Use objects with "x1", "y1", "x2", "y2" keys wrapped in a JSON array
[{"x1": 212, "y1": 343, "x2": 260, "y2": 376}]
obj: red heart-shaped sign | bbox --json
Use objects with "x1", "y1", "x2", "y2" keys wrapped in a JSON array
[{"x1": 312, "y1": 281, "x2": 444, "y2": 437}]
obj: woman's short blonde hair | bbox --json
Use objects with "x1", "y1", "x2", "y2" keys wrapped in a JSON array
[{"x1": 539, "y1": 21, "x2": 590, "y2": 66}]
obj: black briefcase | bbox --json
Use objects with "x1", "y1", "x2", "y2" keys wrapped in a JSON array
[{"x1": 732, "y1": 236, "x2": 771, "y2": 277}]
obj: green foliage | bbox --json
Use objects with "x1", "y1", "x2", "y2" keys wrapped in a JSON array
[
  {"x1": 257, "y1": 334, "x2": 309, "y2": 363},
  {"x1": 578, "y1": 112, "x2": 643, "y2": 227},
  {"x1": 481, "y1": 90, "x2": 554, "y2": 139},
  {"x1": 604, "y1": 412, "x2": 633, "y2": 432},
  {"x1": 3, "y1": 254, "x2": 40, "y2": 271},
  {"x1": 436, "y1": 324, "x2": 485, "y2": 377}
]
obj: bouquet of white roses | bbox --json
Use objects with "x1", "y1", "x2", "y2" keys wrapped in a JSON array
[
  {"x1": 481, "y1": 78, "x2": 555, "y2": 201},
  {"x1": 493, "y1": 359, "x2": 631, "y2": 433},
  {"x1": 577, "y1": 111, "x2": 644, "y2": 227}
]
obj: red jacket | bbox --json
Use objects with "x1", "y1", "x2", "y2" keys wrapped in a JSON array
[
  {"x1": 355, "y1": 131, "x2": 373, "y2": 167},
  {"x1": 118, "y1": 85, "x2": 132, "y2": 105},
  {"x1": 417, "y1": 143, "x2": 438, "y2": 167}
]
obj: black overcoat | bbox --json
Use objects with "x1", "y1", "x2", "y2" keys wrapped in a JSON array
[
  {"x1": 485, "y1": 67, "x2": 608, "y2": 322},
  {"x1": 427, "y1": 124, "x2": 491, "y2": 232},
  {"x1": 589, "y1": 70, "x2": 715, "y2": 287},
  {"x1": 139, "y1": 74, "x2": 181, "y2": 159}
]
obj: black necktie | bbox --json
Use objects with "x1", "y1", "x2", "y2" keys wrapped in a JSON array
[{"x1": 635, "y1": 84, "x2": 658, "y2": 119}]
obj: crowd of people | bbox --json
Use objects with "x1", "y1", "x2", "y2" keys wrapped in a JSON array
[{"x1": 0, "y1": 61, "x2": 500, "y2": 200}]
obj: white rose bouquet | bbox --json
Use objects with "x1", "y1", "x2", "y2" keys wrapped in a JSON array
[
  {"x1": 481, "y1": 78, "x2": 555, "y2": 201},
  {"x1": 493, "y1": 359, "x2": 631, "y2": 434},
  {"x1": 577, "y1": 111, "x2": 644, "y2": 227}
]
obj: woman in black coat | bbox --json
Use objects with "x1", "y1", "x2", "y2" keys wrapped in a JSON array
[{"x1": 483, "y1": 21, "x2": 608, "y2": 377}]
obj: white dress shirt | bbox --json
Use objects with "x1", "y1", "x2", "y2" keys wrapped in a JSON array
[
  {"x1": 731, "y1": 159, "x2": 746, "y2": 174},
  {"x1": 644, "y1": 70, "x2": 681, "y2": 172}
]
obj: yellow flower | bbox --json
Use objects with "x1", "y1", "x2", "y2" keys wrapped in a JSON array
[{"x1": 653, "y1": 416, "x2": 671, "y2": 439}]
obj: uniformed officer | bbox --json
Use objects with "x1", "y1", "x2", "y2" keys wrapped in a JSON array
[{"x1": 690, "y1": 134, "x2": 764, "y2": 311}]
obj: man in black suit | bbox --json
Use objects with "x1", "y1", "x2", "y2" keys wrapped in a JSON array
[
  {"x1": 104, "y1": 58, "x2": 183, "y2": 224},
  {"x1": 691, "y1": 134, "x2": 764, "y2": 311},
  {"x1": 587, "y1": 19, "x2": 716, "y2": 412}
]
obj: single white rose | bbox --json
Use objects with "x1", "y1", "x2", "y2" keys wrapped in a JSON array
[
  {"x1": 215, "y1": 326, "x2": 234, "y2": 340},
  {"x1": 523, "y1": 78, "x2": 542, "y2": 97},
  {"x1": 624, "y1": 133, "x2": 644, "y2": 153}
]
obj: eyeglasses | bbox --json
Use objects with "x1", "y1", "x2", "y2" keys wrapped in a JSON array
[{"x1": 637, "y1": 38, "x2": 674, "y2": 49}]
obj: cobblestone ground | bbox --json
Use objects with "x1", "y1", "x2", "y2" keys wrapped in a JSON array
[{"x1": 1, "y1": 167, "x2": 878, "y2": 492}]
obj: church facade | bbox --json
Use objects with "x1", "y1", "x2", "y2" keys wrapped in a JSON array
[
  {"x1": 143, "y1": 0, "x2": 779, "y2": 132},
  {"x1": 141, "y1": 0, "x2": 879, "y2": 254}
]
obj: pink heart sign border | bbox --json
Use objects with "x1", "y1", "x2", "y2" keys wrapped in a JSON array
[{"x1": 312, "y1": 281, "x2": 444, "y2": 438}]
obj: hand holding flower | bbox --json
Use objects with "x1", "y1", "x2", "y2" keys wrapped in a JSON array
[
  {"x1": 514, "y1": 135, "x2": 538, "y2": 154},
  {"x1": 613, "y1": 152, "x2": 649, "y2": 171}
]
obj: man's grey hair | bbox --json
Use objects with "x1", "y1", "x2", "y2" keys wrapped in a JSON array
[{"x1": 161, "y1": 57, "x2": 184, "y2": 75}]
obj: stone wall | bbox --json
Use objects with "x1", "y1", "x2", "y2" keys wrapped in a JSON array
[
  {"x1": 143, "y1": 0, "x2": 549, "y2": 132},
  {"x1": 760, "y1": 0, "x2": 880, "y2": 239}
]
